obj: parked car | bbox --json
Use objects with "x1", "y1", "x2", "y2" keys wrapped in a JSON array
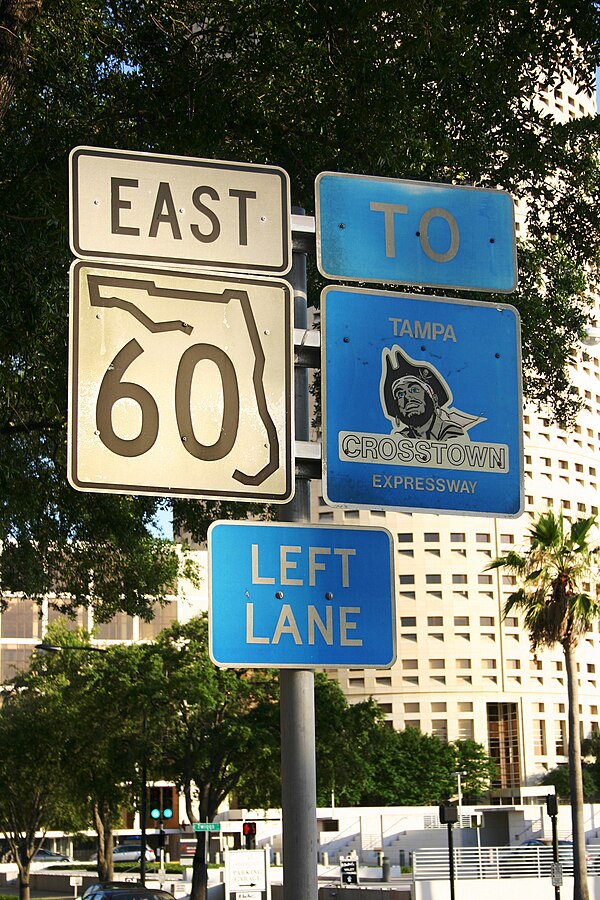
[
  {"x1": 33, "y1": 847, "x2": 73, "y2": 863},
  {"x1": 83, "y1": 887, "x2": 175, "y2": 900},
  {"x1": 499, "y1": 838, "x2": 595, "y2": 877},
  {"x1": 90, "y1": 845, "x2": 155, "y2": 863}
]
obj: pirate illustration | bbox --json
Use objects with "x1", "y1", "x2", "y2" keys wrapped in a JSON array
[{"x1": 381, "y1": 345, "x2": 484, "y2": 442}]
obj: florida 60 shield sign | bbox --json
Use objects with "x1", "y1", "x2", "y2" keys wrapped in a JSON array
[
  {"x1": 322, "y1": 286, "x2": 523, "y2": 516},
  {"x1": 68, "y1": 261, "x2": 294, "y2": 501}
]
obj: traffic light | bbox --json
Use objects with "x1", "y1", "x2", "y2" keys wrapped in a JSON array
[
  {"x1": 149, "y1": 786, "x2": 174, "y2": 821},
  {"x1": 149, "y1": 787, "x2": 161, "y2": 820},
  {"x1": 162, "y1": 787, "x2": 174, "y2": 820},
  {"x1": 243, "y1": 821, "x2": 257, "y2": 849}
]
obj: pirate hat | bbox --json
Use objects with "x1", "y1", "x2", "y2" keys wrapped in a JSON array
[{"x1": 382, "y1": 345, "x2": 451, "y2": 418}]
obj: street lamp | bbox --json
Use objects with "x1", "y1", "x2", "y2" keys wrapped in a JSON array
[
  {"x1": 453, "y1": 771, "x2": 467, "y2": 824},
  {"x1": 582, "y1": 325, "x2": 600, "y2": 346},
  {"x1": 36, "y1": 642, "x2": 107, "y2": 653}
]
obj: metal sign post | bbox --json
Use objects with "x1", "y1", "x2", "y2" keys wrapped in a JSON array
[{"x1": 275, "y1": 212, "x2": 318, "y2": 900}]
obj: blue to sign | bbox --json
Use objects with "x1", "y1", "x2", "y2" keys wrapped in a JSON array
[
  {"x1": 208, "y1": 521, "x2": 396, "y2": 668},
  {"x1": 315, "y1": 172, "x2": 517, "y2": 293},
  {"x1": 322, "y1": 286, "x2": 523, "y2": 517}
]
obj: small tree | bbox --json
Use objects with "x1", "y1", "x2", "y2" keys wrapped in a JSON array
[
  {"x1": 152, "y1": 616, "x2": 279, "y2": 900},
  {"x1": 27, "y1": 624, "x2": 160, "y2": 882},
  {"x1": 488, "y1": 511, "x2": 600, "y2": 900},
  {"x1": 0, "y1": 673, "x2": 85, "y2": 900},
  {"x1": 451, "y1": 739, "x2": 498, "y2": 803}
]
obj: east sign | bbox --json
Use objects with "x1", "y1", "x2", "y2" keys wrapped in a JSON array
[
  {"x1": 70, "y1": 146, "x2": 291, "y2": 275},
  {"x1": 208, "y1": 521, "x2": 396, "y2": 668}
]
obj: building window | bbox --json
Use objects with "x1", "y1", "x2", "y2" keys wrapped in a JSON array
[
  {"x1": 450, "y1": 533, "x2": 465, "y2": 542},
  {"x1": 487, "y1": 702, "x2": 521, "y2": 788},
  {"x1": 429, "y1": 659, "x2": 445, "y2": 669},
  {"x1": 533, "y1": 720, "x2": 547, "y2": 755},
  {"x1": 424, "y1": 532, "x2": 440, "y2": 542},
  {"x1": 427, "y1": 616, "x2": 443, "y2": 626},
  {"x1": 458, "y1": 719, "x2": 474, "y2": 740},
  {"x1": 426, "y1": 574, "x2": 442, "y2": 584},
  {"x1": 452, "y1": 575, "x2": 468, "y2": 584},
  {"x1": 432, "y1": 720, "x2": 448, "y2": 742},
  {"x1": 399, "y1": 575, "x2": 415, "y2": 585},
  {"x1": 398, "y1": 533, "x2": 413, "y2": 543},
  {"x1": 555, "y1": 720, "x2": 567, "y2": 756},
  {"x1": 400, "y1": 616, "x2": 416, "y2": 627}
]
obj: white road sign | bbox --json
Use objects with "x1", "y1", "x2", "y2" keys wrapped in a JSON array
[
  {"x1": 68, "y1": 261, "x2": 294, "y2": 502},
  {"x1": 225, "y1": 849, "x2": 268, "y2": 894},
  {"x1": 69, "y1": 146, "x2": 292, "y2": 275}
]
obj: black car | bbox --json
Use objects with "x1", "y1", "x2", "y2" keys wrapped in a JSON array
[{"x1": 83, "y1": 887, "x2": 176, "y2": 900}]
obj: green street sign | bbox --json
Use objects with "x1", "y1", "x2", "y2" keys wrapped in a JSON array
[{"x1": 193, "y1": 822, "x2": 221, "y2": 832}]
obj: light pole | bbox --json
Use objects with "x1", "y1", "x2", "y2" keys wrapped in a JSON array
[{"x1": 453, "y1": 771, "x2": 467, "y2": 825}]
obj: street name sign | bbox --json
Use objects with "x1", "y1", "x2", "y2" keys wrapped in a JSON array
[
  {"x1": 208, "y1": 521, "x2": 396, "y2": 668},
  {"x1": 193, "y1": 823, "x2": 221, "y2": 833},
  {"x1": 315, "y1": 171, "x2": 517, "y2": 293},
  {"x1": 68, "y1": 261, "x2": 294, "y2": 502},
  {"x1": 70, "y1": 146, "x2": 291, "y2": 275},
  {"x1": 322, "y1": 286, "x2": 523, "y2": 517}
]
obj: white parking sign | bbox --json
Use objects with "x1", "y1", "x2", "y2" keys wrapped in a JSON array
[{"x1": 68, "y1": 261, "x2": 294, "y2": 501}]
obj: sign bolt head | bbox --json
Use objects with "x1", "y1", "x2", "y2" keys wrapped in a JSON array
[
  {"x1": 275, "y1": 591, "x2": 284, "y2": 599},
  {"x1": 339, "y1": 223, "x2": 345, "y2": 229},
  {"x1": 325, "y1": 592, "x2": 333, "y2": 600}
]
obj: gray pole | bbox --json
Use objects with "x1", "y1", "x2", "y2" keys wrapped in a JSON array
[{"x1": 277, "y1": 208, "x2": 318, "y2": 900}]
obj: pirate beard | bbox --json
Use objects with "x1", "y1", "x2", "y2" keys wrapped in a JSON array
[{"x1": 395, "y1": 393, "x2": 436, "y2": 430}]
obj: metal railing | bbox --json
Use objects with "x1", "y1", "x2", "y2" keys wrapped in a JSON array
[{"x1": 412, "y1": 845, "x2": 600, "y2": 880}]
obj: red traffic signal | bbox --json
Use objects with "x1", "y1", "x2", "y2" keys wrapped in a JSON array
[{"x1": 243, "y1": 822, "x2": 257, "y2": 837}]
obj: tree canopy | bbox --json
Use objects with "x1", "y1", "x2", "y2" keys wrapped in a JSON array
[{"x1": 2, "y1": 1, "x2": 600, "y2": 590}]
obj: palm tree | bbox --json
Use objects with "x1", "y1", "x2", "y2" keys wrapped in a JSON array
[{"x1": 488, "y1": 511, "x2": 600, "y2": 900}]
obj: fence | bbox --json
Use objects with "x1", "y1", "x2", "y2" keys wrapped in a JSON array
[{"x1": 413, "y1": 845, "x2": 600, "y2": 880}]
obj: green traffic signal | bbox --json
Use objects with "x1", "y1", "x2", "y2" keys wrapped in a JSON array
[{"x1": 149, "y1": 786, "x2": 174, "y2": 820}]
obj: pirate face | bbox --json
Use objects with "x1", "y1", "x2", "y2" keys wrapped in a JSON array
[{"x1": 392, "y1": 376, "x2": 436, "y2": 427}]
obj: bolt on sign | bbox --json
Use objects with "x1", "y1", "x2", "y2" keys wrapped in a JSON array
[{"x1": 68, "y1": 261, "x2": 294, "y2": 502}]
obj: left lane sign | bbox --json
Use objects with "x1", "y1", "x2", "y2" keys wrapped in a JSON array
[
  {"x1": 68, "y1": 261, "x2": 294, "y2": 502},
  {"x1": 209, "y1": 521, "x2": 396, "y2": 668},
  {"x1": 70, "y1": 146, "x2": 292, "y2": 275}
]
